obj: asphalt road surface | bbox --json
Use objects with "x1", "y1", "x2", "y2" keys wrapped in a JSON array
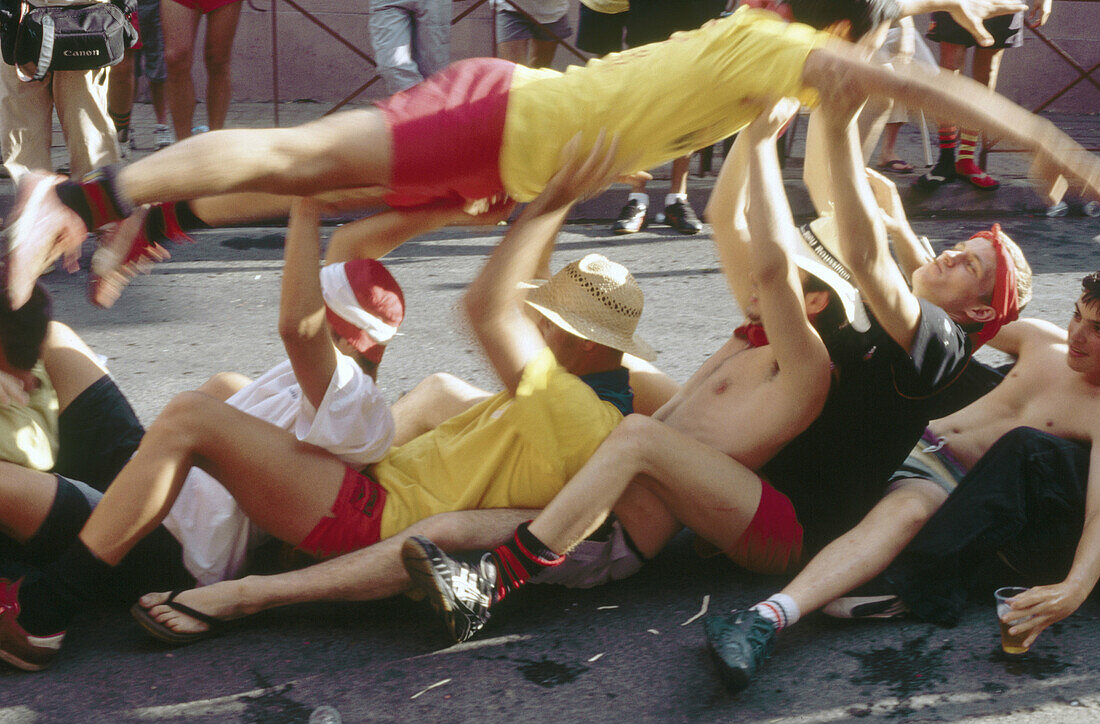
[{"x1": 3, "y1": 213, "x2": 1100, "y2": 723}]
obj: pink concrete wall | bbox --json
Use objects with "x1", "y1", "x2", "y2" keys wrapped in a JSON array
[{"x1": 210, "y1": 1, "x2": 1098, "y2": 113}]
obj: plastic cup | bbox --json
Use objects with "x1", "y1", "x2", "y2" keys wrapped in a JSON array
[{"x1": 994, "y1": 586, "x2": 1031, "y2": 655}]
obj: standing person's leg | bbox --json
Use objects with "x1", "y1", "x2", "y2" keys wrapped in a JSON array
[
  {"x1": 136, "y1": 0, "x2": 173, "y2": 145},
  {"x1": 917, "y1": 41, "x2": 965, "y2": 188},
  {"x1": 369, "y1": 0, "x2": 422, "y2": 95},
  {"x1": 52, "y1": 68, "x2": 120, "y2": 178},
  {"x1": 161, "y1": 0, "x2": 202, "y2": 141},
  {"x1": 954, "y1": 46, "x2": 1005, "y2": 189},
  {"x1": 412, "y1": 0, "x2": 451, "y2": 79},
  {"x1": 654, "y1": 154, "x2": 702, "y2": 235},
  {"x1": 107, "y1": 51, "x2": 137, "y2": 156},
  {"x1": 201, "y1": 0, "x2": 243, "y2": 132},
  {"x1": 0, "y1": 64, "x2": 55, "y2": 180}
]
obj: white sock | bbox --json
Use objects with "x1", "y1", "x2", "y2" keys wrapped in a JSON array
[
  {"x1": 665, "y1": 192, "x2": 688, "y2": 207},
  {"x1": 750, "y1": 593, "x2": 801, "y2": 631},
  {"x1": 628, "y1": 192, "x2": 649, "y2": 208}
]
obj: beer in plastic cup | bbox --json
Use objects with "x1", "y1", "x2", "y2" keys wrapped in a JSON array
[{"x1": 995, "y1": 586, "x2": 1031, "y2": 655}]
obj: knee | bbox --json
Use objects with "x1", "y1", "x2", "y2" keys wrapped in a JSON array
[
  {"x1": 164, "y1": 48, "x2": 194, "y2": 77},
  {"x1": 887, "y1": 487, "x2": 945, "y2": 537},
  {"x1": 607, "y1": 414, "x2": 657, "y2": 460},
  {"x1": 203, "y1": 48, "x2": 233, "y2": 77},
  {"x1": 150, "y1": 390, "x2": 214, "y2": 445}
]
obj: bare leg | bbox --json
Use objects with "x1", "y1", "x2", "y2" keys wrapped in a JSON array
[
  {"x1": 496, "y1": 39, "x2": 530, "y2": 65},
  {"x1": 194, "y1": 370, "x2": 250, "y2": 401},
  {"x1": 150, "y1": 80, "x2": 169, "y2": 126},
  {"x1": 778, "y1": 479, "x2": 946, "y2": 615},
  {"x1": 0, "y1": 464, "x2": 60, "y2": 543},
  {"x1": 390, "y1": 373, "x2": 491, "y2": 448},
  {"x1": 115, "y1": 109, "x2": 393, "y2": 207},
  {"x1": 621, "y1": 355, "x2": 678, "y2": 417},
  {"x1": 107, "y1": 51, "x2": 136, "y2": 131},
  {"x1": 161, "y1": 0, "x2": 201, "y2": 141},
  {"x1": 38, "y1": 322, "x2": 109, "y2": 413},
  {"x1": 529, "y1": 39, "x2": 558, "y2": 69},
  {"x1": 136, "y1": 508, "x2": 535, "y2": 635},
  {"x1": 669, "y1": 155, "x2": 691, "y2": 196},
  {"x1": 528, "y1": 414, "x2": 762, "y2": 561},
  {"x1": 201, "y1": 1, "x2": 243, "y2": 131},
  {"x1": 876, "y1": 123, "x2": 905, "y2": 167},
  {"x1": 78, "y1": 391, "x2": 347, "y2": 565}
]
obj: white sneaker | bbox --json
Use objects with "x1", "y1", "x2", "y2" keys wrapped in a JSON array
[
  {"x1": 117, "y1": 128, "x2": 130, "y2": 159},
  {"x1": 154, "y1": 124, "x2": 174, "y2": 149}
]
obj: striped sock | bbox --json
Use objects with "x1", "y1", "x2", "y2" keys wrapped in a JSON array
[
  {"x1": 928, "y1": 127, "x2": 958, "y2": 177},
  {"x1": 957, "y1": 130, "x2": 979, "y2": 162},
  {"x1": 109, "y1": 108, "x2": 131, "y2": 135},
  {"x1": 54, "y1": 166, "x2": 133, "y2": 230},
  {"x1": 750, "y1": 593, "x2": 801, "y2": 631},
  {"x1": 488, "y1": 521, "x2": 564, "y2": 603}
]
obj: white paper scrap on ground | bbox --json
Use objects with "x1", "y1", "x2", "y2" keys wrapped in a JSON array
[
  {"x1": 681, "y1": 595, "x2": 710, "y2": 626},
  {"x1": 597, "y1": 605, "x2": 619, "y2": 610},
  {"x1": 410, "y1": 679, "x2": 452, "y2": 700},
  {"x1": 647, "y1": 629, "x2": 660, "y2": 635},
  {"x1": 588, "y1": 653, "x2": 605, "y2": 663}
]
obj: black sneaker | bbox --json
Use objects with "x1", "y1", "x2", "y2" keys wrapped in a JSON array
[
  {"x1": 821, "y1": 578, "x2": 908, "y2": 620},
  {"x1": 916, "y1": 154, "x2": 957, "y2": 189},
  {"x1": 704, "y1": 609, "x2": 776, "y2": 694},
  {"x1": 655, "y1": 199, "x2": 702, "y2": 235},
  {"x1": 402, "y1": 535, "x2": 496, "y2": 644},
  {"x1": 612, "y1": 199, "x2": 647, "y2": 234}
]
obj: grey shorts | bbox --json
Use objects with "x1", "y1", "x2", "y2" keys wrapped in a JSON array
[
  {"x1": 531, "y1": 517, "x2": 644, "y2": 589},
  {"x1": 887, "y1": 430, "x2": 970, "y2": 495},
  {"x1": 496, "y1": 8, "x2": 572, "y2": 44},
  {"x1": 136, "y1": 0, "x2": 167, "y2": 82}
]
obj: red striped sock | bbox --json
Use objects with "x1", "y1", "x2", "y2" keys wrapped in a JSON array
[{"x1": 488, "y1": 521, "x2": 564, "y2": 603}]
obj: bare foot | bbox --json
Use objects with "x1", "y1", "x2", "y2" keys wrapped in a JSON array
[{"x1": 136, "y1": 581, "x2": 247, "y2": 636}]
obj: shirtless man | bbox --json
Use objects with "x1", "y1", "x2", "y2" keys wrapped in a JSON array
[
  {"x1": 6, "y1": 0, "x2": 1098, "y2": 310},
  {"x1": 704, "y1": 69, "x2": 1034, "y2": 693},
  {"x1": 850, "y1": 273, "x2": 1100, "y2": 650}
]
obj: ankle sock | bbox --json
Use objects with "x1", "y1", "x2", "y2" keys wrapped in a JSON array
[
  {"x1": 665, "y1": 193, "x2": 687, "y2": 207},
  {"x1": 145, "y1": 201, "x2": 209, "y2": 244},
  {"x1": 16, "y1": 540, "x2": 113, "y2": 636},
  {"x1": 750, "y1": 593, "x2": 800, "y2": 631},
  {"x1": 55, "y1": 166, "x2": 133, "y2": 230},
  {"x1": 109, "y1": 109, "x2": 131, "y2": 135},
  {"x1": 488, "y1": 521, "x2": 564, "y2": 603},
  {"x1": 627, "y1": 192, "x2": 649, "y2": 209},
  {"x1": 955, "y1": 130, "x2": 998, "y2": 188}
]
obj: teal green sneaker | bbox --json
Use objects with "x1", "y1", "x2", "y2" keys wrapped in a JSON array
[{"x1": 704, "y1": 609, "x2": 776, "y2": 694}]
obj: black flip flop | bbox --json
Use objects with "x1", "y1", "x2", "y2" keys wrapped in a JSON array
[{"x1": 131, "y1": 590, "x2": 231, "y2": 645}]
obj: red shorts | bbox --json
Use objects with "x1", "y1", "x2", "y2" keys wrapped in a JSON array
[
  {"x1": 377, "y1": 57, "x2": 514, "y2": 209},
  {"x1": 298, "y1": 467, "x2": 388, "y2": 558},
  {"x1": 725, "y1": 478, "x2": 803, "y2": 576},
  {"x1": 169, "y1": 0, "x2": 241, "y2": 13}
]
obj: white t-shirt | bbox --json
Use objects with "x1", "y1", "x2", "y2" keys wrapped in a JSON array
[{"x1": 161, "y1": 354, "x2": 393, "y2": 585}]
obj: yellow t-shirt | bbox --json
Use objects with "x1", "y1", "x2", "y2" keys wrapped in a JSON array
[
  {"x1": 374, "y1": 348, "x2": 624, "y2": 540},
  {"x1": 500, "y1": 7, "x2": 827, "y2": 201},
  {"x1": 0, "y1": 363, "x2": 59, "y2": 471}
]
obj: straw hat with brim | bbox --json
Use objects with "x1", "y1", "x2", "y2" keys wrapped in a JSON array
[
  {"x1": 794, "y1": 215, "x2": 871, "y2": 333},
  {"x1": 525, "y1": 254, "x2": 656, "y2": 361}
]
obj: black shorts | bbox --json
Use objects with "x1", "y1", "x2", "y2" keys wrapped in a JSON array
[
  {"x1": 7, "y1": 475, "x2": 193, "y2": 607},
  {"x1": 576, "y1": 0, "x2": 725, "y2": 55},
  {"x1": 53, "y1": 374, "x2": 144, "y2": 492},
  {"x1": 927, "y1": 11, "x2": 1024, "y2": 49}
]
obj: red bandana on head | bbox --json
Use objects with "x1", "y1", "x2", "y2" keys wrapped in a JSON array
[{"x1": 968, "y1": 223, "x2": 1019, "y2": 349}]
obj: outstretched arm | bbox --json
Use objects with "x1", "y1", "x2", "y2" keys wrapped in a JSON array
[
  {"x1": 865, "y1": 168, "x2": 934, "y2": 281},
  {"x1": 278, "y1": 199, "x2": 340, "y2": 409},
  {"x1": 464, "y1": 134, "x2": 621, "y2": 395},
  {"x1": 816, "y1": 79, "x2": 924, "y2": 351},
  {"x1": 802, "y1": 43, "x2": 1100, "y2": 205},
  {"x1": 742, "y1": 103, "x2": 831, "y2": 404},
  {"x1": 1004, "y1": 439, "x2": 1100, "y2": 648},
  {"x1": 897, "y1": 0, "x2": 1027, "y2": 46}
]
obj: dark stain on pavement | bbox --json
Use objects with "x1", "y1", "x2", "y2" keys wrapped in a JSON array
[
  {"x1": 846, "y1": 633, "x2": 948, "y2": 701},
  {"x1": 986, "y1": 650, "x2": 1071, "y2": 679},
  {"x1": 515, "y1": 657, "x2": 587, "y2": 688},
  {"x1": 239, "y1": 672, "x2": 314, "y2": 723}
]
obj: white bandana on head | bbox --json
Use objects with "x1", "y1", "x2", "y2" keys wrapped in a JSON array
[{"x1": 319, "y1": 263, "x2": 399, "y2": 345}]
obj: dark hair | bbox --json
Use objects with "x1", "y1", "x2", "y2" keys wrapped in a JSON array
[
  {"x1": 0, "y1": 283, "x2": 52, "y2": 370},
  {"x1": 787, "y1": 0, "x2": 901, "y2": 40},
  {"x1": 1083, "y1": 271, "x2": 1100, "y2": 307}
]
